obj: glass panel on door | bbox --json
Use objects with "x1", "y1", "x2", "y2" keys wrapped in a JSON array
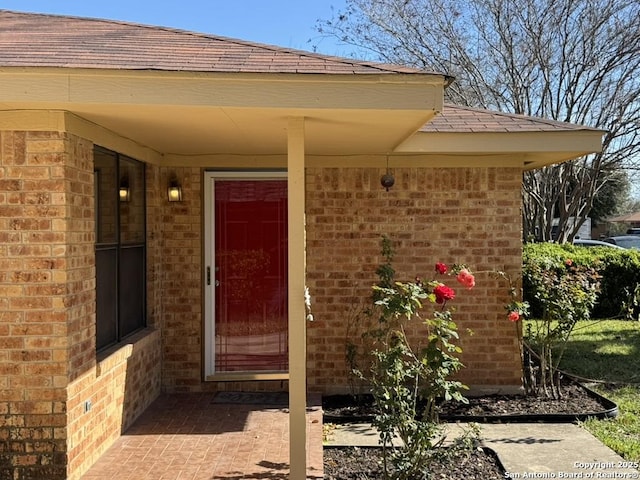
[{"x1": 214, "y1": 180, "x2": 288, "y2": 372}]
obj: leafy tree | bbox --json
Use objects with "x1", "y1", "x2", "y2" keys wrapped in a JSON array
[
  {"x1": 318, "y1": 0, "x2": 640, "y2": 241},
  {"x1": 590, "y1": 170, "x2": 630, "y2": 226}
]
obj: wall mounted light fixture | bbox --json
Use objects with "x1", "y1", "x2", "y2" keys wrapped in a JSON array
[
  {"x1": 167, "y1": 177, "x2": 183, "y2": 202},
  {"x1": 119, "y1": 177, "x2": 131, "y2": 202}
]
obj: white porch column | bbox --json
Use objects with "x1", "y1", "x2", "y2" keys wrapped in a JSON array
[{"x1": 287, "y1": 116, "x2": 307, "y2": 480}]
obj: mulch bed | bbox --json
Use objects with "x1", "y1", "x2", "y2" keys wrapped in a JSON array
[
  {"x1": 324, "y1": 446, "x2": 506, "y2": 480},
  {"x1": 439, "y1": 382, "x2": 609, "y2": 418},
  {"x1": 323, "y1": 381, "x2": 614, "y2": 423},
  {"x1": 322, "y1": 380, "x2": 616, "y2": 479}
]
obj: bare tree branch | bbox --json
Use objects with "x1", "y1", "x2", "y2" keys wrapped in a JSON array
[{"x1": 318, "y1": 0, "x2": 640, "y2": 241}]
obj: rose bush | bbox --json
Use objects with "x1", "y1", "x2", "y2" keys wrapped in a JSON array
[{"x1": 358, "y1": 236, "x2": 478, "y2": 480}]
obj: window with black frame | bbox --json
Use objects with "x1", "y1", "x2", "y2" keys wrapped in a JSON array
[{"x1": 94, "y1": 146, "x2": 146, "y2": 352}]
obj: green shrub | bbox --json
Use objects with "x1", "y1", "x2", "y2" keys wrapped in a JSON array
[
  {"x1": 524, "y1": 259, "x2": 600, "y2": 398},
  {"x1": 523, "y1": 243, "x2": 640, "y2": 319}
]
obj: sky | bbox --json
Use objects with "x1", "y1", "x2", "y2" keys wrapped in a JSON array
[{"x1": 0, "y1": 0, "x2": 356, "y2": 56}]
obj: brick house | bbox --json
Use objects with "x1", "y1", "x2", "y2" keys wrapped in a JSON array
[{"x1": 0, "y1": 10, "x2": 602, "y2": 480}]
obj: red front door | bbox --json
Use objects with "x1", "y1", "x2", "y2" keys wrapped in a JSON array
[{"x1": 213, "y1": 179, "x2": 288, "y2": 373}]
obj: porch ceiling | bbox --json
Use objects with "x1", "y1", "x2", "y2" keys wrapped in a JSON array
[
  {"x1": 0, "y1": 69, "x2": 443, "y2": 158},
  {"x1": 62, "y1": 104, "x2": 435, "y2": 157}
]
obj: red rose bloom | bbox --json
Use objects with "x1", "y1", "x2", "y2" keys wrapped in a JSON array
[
  {"x1": 456, "y1": 268, "x2": 476, "y2": 289},
  {"x1": 434, "y1": 284, "x2": 455, "y2": 304},
  {"x1": 508, "y1": 311, "x2": 520, "y2": 322},
  {"x1": 435, "y1": 262, "x2": 448, "y2": 275}
]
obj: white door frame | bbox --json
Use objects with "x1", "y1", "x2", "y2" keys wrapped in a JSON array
[{"x1": 203, "y1": 170, "x2": 288, "y2": 381}]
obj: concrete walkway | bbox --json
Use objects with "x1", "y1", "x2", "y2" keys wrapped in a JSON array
[
  {"x1": 327, "y1": 422, "x2": 640, "y2": 478},
  {"x1": 483, "y1": 423, "x2": 638, "y2": 478}
]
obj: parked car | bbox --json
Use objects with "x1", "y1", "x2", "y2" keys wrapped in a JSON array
[
  {"x1": 626, "y1": 228, "x2": 640, "y2": 235},
  {"x1": 573, "y1": 239, "x2": 625, "y2": 249},
  {"x1": 603, "y1": 236, "x2": 640, "y2": 249}
]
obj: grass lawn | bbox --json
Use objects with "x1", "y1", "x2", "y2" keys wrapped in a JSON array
[{"x1": 555, "y1": 319, "x2": 640, "y2": 461}]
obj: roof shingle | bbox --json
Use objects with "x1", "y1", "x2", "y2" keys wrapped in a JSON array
[
  {"x1": 422, "y1": 104, "x2": 601, "y2": 133},
  {"x1": 0, "y1": 10, "x2": 437, "y2": 75}
]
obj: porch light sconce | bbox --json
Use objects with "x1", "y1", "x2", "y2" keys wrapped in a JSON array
[
  {"x1": 119, "y1": 178, "x2": 131, "y2": 202},
  {"x1": 380, "y1": 156, "x2": 395, "y2": 191},
  {"x1": 167, "y1": 177, "x2": 183, "y2": 202},
  {"x1": 380, "y1": 173, "x2": 395, "y2": 191}
]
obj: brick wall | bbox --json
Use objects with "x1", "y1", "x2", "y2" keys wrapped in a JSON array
[
  {"x1": 64, "y1": 134, "x2": 95, "y2": 383},
  {"x1": 157, "y1": 165, "x2": 523, "y2": 395},
  {"x1": 66, "y1": 329, "x2": 161, "y2": 480},
  {"x1": 0, "y1": 131, "x2": 80, "y2": 480},
  {"x1": 160, "y1": 167, "x2": 204, "y2": 392},
  {"x1": 146, "y1": 164, "x2": 163, "y2": 335},
  {"x1": 305, "y1": 166, "x2": 523, "y2": 394},
  {"x1": 65, "y1": 161, "x2": 162, "y2": 480},
  {"x1": 0, "y1": 130, "x2": 163, "y2": 480}
]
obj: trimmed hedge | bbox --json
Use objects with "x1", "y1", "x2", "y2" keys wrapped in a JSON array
[{"x1": 523, "y1": 243, "x2": 640, "y2": 319}]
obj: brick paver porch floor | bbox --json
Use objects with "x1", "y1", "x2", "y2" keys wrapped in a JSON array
[{"x1": 81, "y1": 393, "x2": 323, "y2": 480}]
